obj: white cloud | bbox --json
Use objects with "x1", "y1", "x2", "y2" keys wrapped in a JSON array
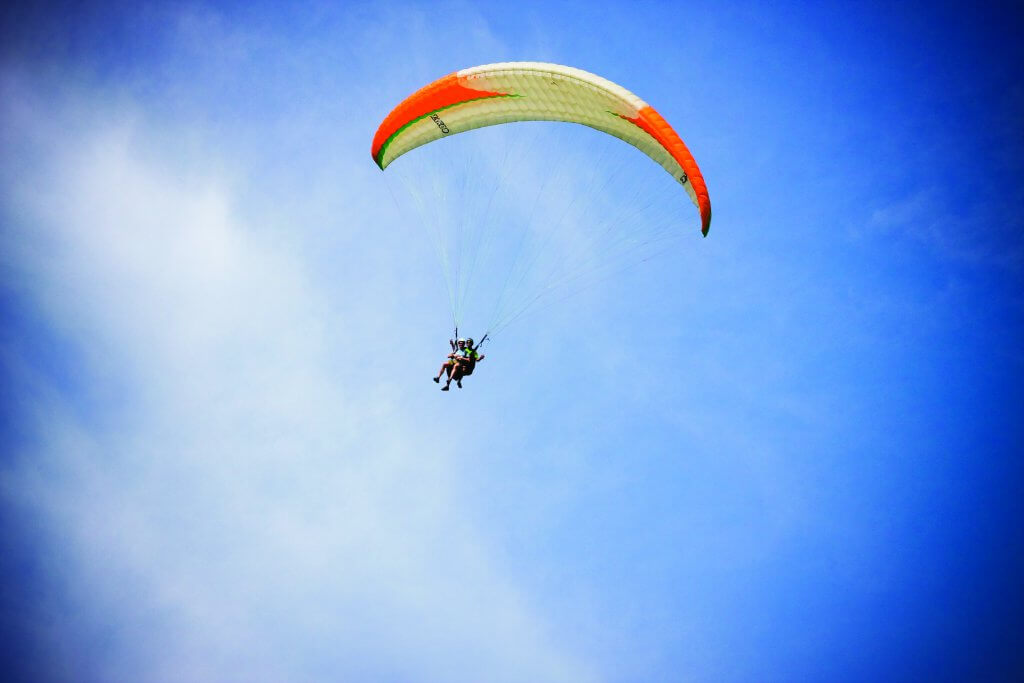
[
  {"x1": 1, "y1": 64, "x2": 597, "y2": 682},
  {"x1": 865, "y1": 179, "x2": 1022, "y2": 270}
]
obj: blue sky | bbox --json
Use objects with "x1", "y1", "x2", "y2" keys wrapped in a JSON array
[{"x1": 1, "y1": 1, "x2": 1022, "y2": 681}]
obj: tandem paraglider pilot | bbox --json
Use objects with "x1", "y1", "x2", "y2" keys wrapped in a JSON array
[{"x1": 434, "y1": 338, "x2": 484, "y2": 391}]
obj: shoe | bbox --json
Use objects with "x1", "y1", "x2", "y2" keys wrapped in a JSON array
[
  {"x1": 457, "y1": 380, "x2": 462, "y2": 388},
  {"x1": 432, "y1": 377, "x2": 439, "y2": 383},
  {"x1": 441, "y1": 385, "x2": 449, "y2": 391}
]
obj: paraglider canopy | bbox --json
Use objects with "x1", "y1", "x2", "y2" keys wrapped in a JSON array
[
  {"x1": 373, "y1": 61, "x2": 712, "y2": 344},
  {"x1": 372, "y1": 62, "x2": 711, "y2": 235}
]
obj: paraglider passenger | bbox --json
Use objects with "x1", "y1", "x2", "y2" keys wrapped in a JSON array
[{"x1": 434, "y1": 339, "x2": 466, "y2": 387}]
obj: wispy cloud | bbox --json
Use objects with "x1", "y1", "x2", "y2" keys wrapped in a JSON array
[
  {"x1": 0, "y1": 51, "x2": 595, "y2": 681},
  {"x1": 865, "y1": 185, "x2": 1023, "y2": 269}
]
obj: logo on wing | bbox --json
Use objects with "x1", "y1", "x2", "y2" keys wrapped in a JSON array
[{"x1": 430, "y1": 114, "x2": 450, "y2": 134}]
